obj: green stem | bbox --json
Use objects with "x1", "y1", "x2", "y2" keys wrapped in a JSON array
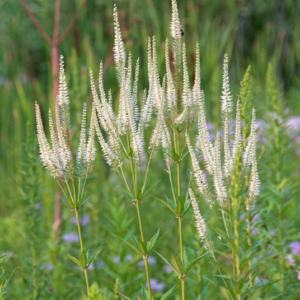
[
  {"x1": 179, "y1": 217, "x2": 183, "y2": 260},
  {"x1": 247, "y1": 214, "x2": 253, "y2": 290},
  {"x1": 181, "y1": 279, "x2": 185, "y2": 300},
  {"x1": 233, "y1": 203, "x2": 241, "y2": 300},
  {"x1": 136, "y1": 202, "x2": 144, "y2": 242},
  {"x1": 75, "y1": 209, "x2": 90, "y2": 299},
  {"x1": 144, "y1": 256, "x2": 152, "y2": 299}
]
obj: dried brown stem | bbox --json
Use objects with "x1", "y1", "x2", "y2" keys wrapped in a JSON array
[
  {"x1": 19, "y1": 0, "x2": 52, "y2": 44},
  {"x1": 57, "y1": 0, "x2": 88, "y2": 45}
]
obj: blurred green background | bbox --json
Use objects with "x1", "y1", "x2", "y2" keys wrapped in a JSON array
[{"x1": 1, "y1": 0, "x2": 300, "y2": 298}]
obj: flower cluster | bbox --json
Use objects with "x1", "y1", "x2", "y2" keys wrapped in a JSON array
[{"x1": 35, "y1": 56, "x2": 96, "y2": 180}]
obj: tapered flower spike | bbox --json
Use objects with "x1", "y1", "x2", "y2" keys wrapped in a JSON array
[
  {"x1": 247, "y1": 109, "x2": 260, "y2": 210},
  {"x1": 77, "y1": 103, "x2": 87, "y2": 178},
  {"x1": 113, "y1": 4, "x2": 126, "y2": 81},
  {"x1": 139, "y1": 89, "x2": 153, "y2": 133},
  {"x1": 98, "y1": 62, "x2": 117, "y2": 132},
  {"x1": 58, "y1": 56, "x2": 71, "y2": 145},
  {"x1": 152, "y1": 36, "x2": 161, "y2": 110},
  {"x1": 186, "y1": 133, "x2": 213, "y2": 207},
  {"x1": 48, "y1": 109, "x2": 61, "y2": 170},
  {"x1": 35, "y1": 103, "x2": 61, "y2": 178},
  {"x1": 197, "y1": 91, "x2": 214, "y2": 174},
  {"x1": 55, "y1": 99, "x2": 73, "y2": 176},
  {"x1": 165, "y1": 39, "x2": 177, "y2": 120},
  {"x1": 170, "y1": 0, "x2": 182, "y2": 40},
  {"x1": 189, "y1": 188, "x2": 214, "y2": 256},
  {"x1": 86, "y1": 105, "x2": 97, "y2": 174},
  {"x1": 213, "y1": 133, "x2": 228, "y2": 208},
  {"x1": 94, "y1": 111, "x2": 119, "y2": 168},
  {"x1": 221, "y1": 54, "x2": 233, "y2": 178},
  {"x1": 232, "y1": 100, "x2": 242, "y2": 160},
  {"x1": 243, "y1": 107, "x2": 256, "y2": 168}
]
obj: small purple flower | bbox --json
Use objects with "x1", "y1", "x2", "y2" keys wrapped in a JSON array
[
  {"x1": 252, "y1": 214, "x2": 260, "y2": 222},
  {"x1": 286, "y1": 117, "x2": 300, "y2": 131},
  {"x1": 113, "y1": 256, "x2": 120, "y2": 263},
  {"x1": 146, "y1": 278, "x2": 165, "y2": 292},
  {"x1": 35, "y1": 203, "x2": 41, "y2": 210},
  {"x1": 88, "y1": 263, "x2": 94, "y2": 271},
  {"x1": 290, "y1": 242, "x2": 300, "y2": 256},
  {"x1": 42, "y1": 263, "x2": 54, "y2": 271},
  {"x1": 137, "y1": 260, "x2": 144, "y2": 267},
  {"x1": 206, "y1": 123, "x2": 214, "y2": 131},
  {"x1": 148, "y1": 256, "x2": 156, "y2": 265},
  {"x1": 255, "y1": 120, "x2": 267, "y2": 130},
  {"x1": 71, "y1": 215, "x2": 90, "y2": 226},
  {"x1": 286, "y1": 255, "x2": 295, "y2": 266},
  {"x1": 251, "y1": 228, "x2": 259, "y2": 235},
  {"x1": 297, "y1": 270, "x2": 300, "y2": 280},
  {"x1": 63, "y1": 233, "x2": 79, "y2": 243},
  {"x1": 126, "y1": 255, "x2": 133, "y2": 261},
  {"x1": 96, "y1": 261, "x2": 105, "y2": 269},
  {"x1": 163, "y1": 265, "x2": 173, "y2": 274}
]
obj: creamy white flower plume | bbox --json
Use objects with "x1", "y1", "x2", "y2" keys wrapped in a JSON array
[
  {"x1": 213, "y1": 133, "x2": 228, "y2": 208},
  {"x1": 170, "y1": 0, "x2": 182, "y2": 40},
  {"x1": 232, "y1": 100, "x2": 242, "y2": 160},
  {"x1": 247, "y1": 109, "x2": 260, "y2": 210},
  {"x1": 113, "y1": 4, "x2": 126, "y2": 81},
  {"x1": 189, "y1": 188, "x2": 214, "y2": 256},
  {"x1": 221, "y1": 54, "x2": 233, "y2": 177},
  {"x1": 186, "y1": 133, "x2": 213, "y2": 207}
]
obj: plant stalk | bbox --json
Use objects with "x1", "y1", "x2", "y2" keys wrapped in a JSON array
[{"x1": 75, "y1": 209, "x2": 90, "y2": 299}]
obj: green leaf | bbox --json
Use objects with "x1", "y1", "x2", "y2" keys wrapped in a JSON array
[
  {"x1": 147, "y1": 229, "x2": 160, "y2": 252},
  {"x1": 117, "y1": 292, "x2": 131, "y2": 300},
  {"x1": 154, "y1": 197, "x2": 176, "y2": 214},
  {"x1": 166, "y1": 196, "x2": 176, "y2": 209},
  {"x1": 60, "y1": 195, "x2": 74, "y2": 209},
  {"x1": 180, "y1": 150, "x2": 189, "y2": 161},
  {"x1": 182, "y1": 199, "x2": 191, "y2": 216},
  {"x1": 67, "y1": 253, "x2": 82, "y2": 267},
  {"x1": 128, "y1": 231, "x2": 139, "y2": 249},
  {"x1": 170, "y1": 253, "x2": 184, "y2": 276},
  {"x1": 154, "y1": 251, "x2": 177, "y2": 275},
  {"x1": 141, "y1": 284, "x2": 149, "y2": 300},
  {"x1": 80, "y1": 248, "x2": 89, "y2": 267},
  {"x1": 87, "y1": 244, "x2": 103, "y2": 267},
  {"x1": 147, "y1": 230, "x2": 168, "y2": 254},
  {"x1": 117, "y1": 185, "x2": 133, "y2": 200},
  {"x1": 117, "y1": 236, "x2": 142, "y2": 256},
  {"x1": 176, "y1": 196, "x2": 184, "y2": 216},
  {"x1": 160, "y1": 285, "x2": 177, "y2": 300},
  {"x1": 184, "y1": 252, "x2": 208, "y2": 276},
  {"x1": 136, "y1": 238, "x2": 147, "y2": 255}
]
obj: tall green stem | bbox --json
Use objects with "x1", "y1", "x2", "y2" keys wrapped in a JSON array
[
  {"x1": 176, "y1": 129, "x2": 185, "y2": 299},
  {"x1": 233, "y1": 198, "x2": 241, "y2": 300},
  {"x1": 75, "y1": 209, "x2": 90, "y2": 299},
  {"x1": 181, "y1": 279, "x2": 185, "y2": 300},
  {"x1": 126, "y1": 130, "x2": 152, "y2": 299}
]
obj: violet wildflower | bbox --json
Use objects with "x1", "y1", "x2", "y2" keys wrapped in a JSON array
[
  {"x1": 146, "y1": 278, "x2": 165, "y2": 292},
  {"x1": 96, "y1": 261, "x2": 105, "y2": 269},
  {"x1": 290, "y1": 242, "x2": 300, "y2": 256},
  {"x1": 63, "y1": 233, "x2": 79, "y2": 243},
  {"x1": 286, "y1": 116, "x2": 300, "y2": 131},
  {"x1": 163, "y1": 265, "x2": 173, "y2": 274},
  {"x1": 113, "y1": 256, "x2": 120, "y2": 263},
  {"x1": 286, "y1": 254, "x2": 295, "y2": 266}
]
